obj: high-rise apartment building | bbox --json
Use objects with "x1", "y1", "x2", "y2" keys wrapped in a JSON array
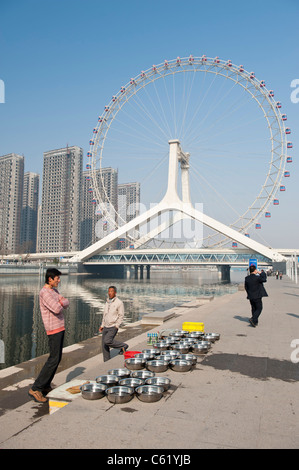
[
  {"x1": 20, "y1": 172, "x2": 39, "y2": 253},
  {"x1": 118, "y1": 182, "x2": 140, "y2": 247},
  {"x1": 37, "y1": 146, "x2": 83, "y2": 253},
  {"x1": 118, "y1": 182, "x2": 140, "y2": 223},
  {"x1": 0, "y1": 153, "x2": 24, "y2": 254},
  {"x1": 81, "y1": 167, "x2": 118, "y2": 250}
]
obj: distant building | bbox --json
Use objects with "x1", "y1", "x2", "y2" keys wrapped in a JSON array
[
  {"x1": 81, "y1": 167, "x2": 118, "y2": 250},
  {"x1": 118, "y1": 182, "x2": 140, "y2": 247},
  {"x1": 0, "y1": 153, "x2": 24, "y2": 254},
  {"x1": 20, "y1": 172, "x2": 39, "y2": 253},
  {"x1": 37, "y1": 146, "x2": 83, "y2": 253}
]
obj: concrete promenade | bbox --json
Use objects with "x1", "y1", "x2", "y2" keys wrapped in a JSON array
[{"x1": 0, "y1": 276, "x2": 298, "y2": 449}]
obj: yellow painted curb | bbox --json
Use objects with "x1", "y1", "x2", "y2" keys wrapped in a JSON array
[{"x1": 49, "y1": 400, "x2": 69, "y2": 415}]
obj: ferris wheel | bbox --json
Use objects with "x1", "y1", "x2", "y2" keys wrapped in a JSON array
[{"x1": 86, "y1": 55, "x2": 292, "y2": 248}]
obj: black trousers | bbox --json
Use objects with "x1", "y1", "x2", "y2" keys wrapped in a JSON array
[
  {"x1": 102, "y1": 326, "x2": 127, "y2": 362},
  {"x1": 32, "y1": 330, "x2": 65, "y2": 392},
  {"x1": 249, "y1": 298, "x2": 263, "y2": 325}
]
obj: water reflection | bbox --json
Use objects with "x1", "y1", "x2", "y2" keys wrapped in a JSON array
[{"x1": 0, "y1": 269, "x2": 244, "y2": 369}]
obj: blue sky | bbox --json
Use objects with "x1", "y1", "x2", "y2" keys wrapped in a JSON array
[{"x1": 0, "y1": 0, "x2": 298, "y2": 248}]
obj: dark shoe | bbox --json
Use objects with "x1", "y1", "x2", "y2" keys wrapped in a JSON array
[
  {"x1": 119, "y1": 344, "x2": 128, "y2": 355},
  {"x1": 28, "y1": 388, "x2": 48, "y2": 403},
  {"x1": 249, "y1": 318, "x2": 257, "y2": 327}
]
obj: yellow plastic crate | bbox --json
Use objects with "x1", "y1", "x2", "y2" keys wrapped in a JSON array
[{"x1": 182, "y1": 322, "x2": 204, "y2": 332}]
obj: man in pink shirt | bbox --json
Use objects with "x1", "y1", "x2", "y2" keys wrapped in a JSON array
[{"x1": 28, "y1": 268, "x2": 69, "y2": 403}]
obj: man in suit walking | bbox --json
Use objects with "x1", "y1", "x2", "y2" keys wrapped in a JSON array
[{"x1": 245, "y1": 265, "x2": 268, "y2": 327}]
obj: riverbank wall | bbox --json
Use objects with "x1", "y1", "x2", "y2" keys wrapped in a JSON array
[{"x1": 0, "y1": 264, "x2": 78, "y2": 275}]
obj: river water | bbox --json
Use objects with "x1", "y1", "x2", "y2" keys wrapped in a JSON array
[{"x1": 0, "y1": 268, "x2": 245, "y2": 369}]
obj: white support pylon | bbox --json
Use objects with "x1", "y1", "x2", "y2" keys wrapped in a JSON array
[
  {"x1": 71, "y1": 140, "x2": 285, "y2": 263},
  {"x1": 134, "y1": 142, "x2": 191, "y2": 248}
]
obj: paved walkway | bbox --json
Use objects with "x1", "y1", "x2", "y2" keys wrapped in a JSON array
[{"x1": 0, "y1": 276, "x2": 298, "y2": 449}]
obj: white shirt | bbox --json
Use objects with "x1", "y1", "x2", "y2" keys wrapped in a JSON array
[{"x1": 101, "y1": 296, "x2": 124, "y2": 329}]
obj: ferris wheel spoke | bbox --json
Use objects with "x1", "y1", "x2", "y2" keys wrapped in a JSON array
[
  {"x1": 123, "y1": 96, "x2": 170, "y2": 144},
  {"x1": 189, "y1": 163, "x2": 242, "y2": 219},
  {"x1": 190, "y1": 92, "x2": 255, "y2": 146},
  {"x1": 185, "y1": 78, "x2": 241, "y2": 147},
  {"x1": 112, "y1": 105, "x2": 167, "y2": 148},
  {"x1": 150, "y1": 79, "x2": 174, "y2": 138},
  {"x1": 183, "y1": 68, "x2": 237, "y2": 142},
  {"x1": 132, "y1": 85, "x2": 174, "y2": 140},
  {"x1": 181, "y1": 69, "x2": 229, "y2": 143},
  {"x1": 179, "y1": 69, "x2": 211, "y2": 141},
  {"x1": 172, "y1": 72, "x2": 178, "y2": 137},
  {"x1": 175, "y1": 68, "x2": 200, "y2": 140},
  {"x1": 161, "y1": 73, "x2": 177, "y2": 137}
]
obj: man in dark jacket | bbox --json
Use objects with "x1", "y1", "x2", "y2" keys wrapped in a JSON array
[{"x1": 245, "y1": 265, "x2": 268, "y2": 327}]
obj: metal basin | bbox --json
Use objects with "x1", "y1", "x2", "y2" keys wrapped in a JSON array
[
  {"x1": 167, "y1": 336, "x2": 180, "y2": 343},
  {"x1": 96, "y1": 374, "x2": 119, "y2": 386},
  {"x1": 187, "y1": 331, "x2": 205, "y2": 339},
  {"x1": 145, "y1": 376, "x2": 171, "y2": 391},
  {"x1": 155, "y1": 355, "x2": 171, "y2": 362},
  {"x1": 160, "y1": 350, "x2": 180, "y2": 359},
  {"x1": 158, "y1": 353, "x2": 180, "y2": 362},
  {"x1": 196, "y1": 340, "x2": 212, "y2": 349},
  {"x1": 124, "y1": 358, "x2": 145, "y2": 370},
  {"x1": 171, "y1": 343, "x2": 190, "y2": 354},
  {"x1": 203, "y1": 333, "x2": 220, "y2": 342},
  {"x1": 107, "y1": 368, "x2": 131, "y2": 379},
  {"x1": 135, "y1": 353, "x2": 155, "y2": 361},
  {"x1": 191, "y1": 344, "x2": 209, "y2": 355},
  {"x1": 119, "y1": 377, "x2": 145, "y2": 388},
  {"x1": 142, "y1": 349, "x2": 159, "y2": 356},
  {"x1": 80, "y1": 383, "x2": 107, "y2": 400},
  {"x1": 106, "y1": 386, "x2": 134, "y2": 404},
  {"x1": 163, "y1": 338, "x2": 177, "y2": 345},
  {"x1": 169, "y1": 359, "x2": 193, "y2": 372},
  {"x1": 182, "y1": 338, "x2": 196, "y2": 345},
  {"x1": 180, "y1": 353, "x2": 198, "y2": 365},
  {"x1": 131, "y1": 370, "x2": 155, "y2": 379},
  {"x1": 135, "y1": 385, "x2": 164, "y2": 403},
  {"x1": 169, "y1": 331, "x2": 185, "y2": 338},
  {"x1": 153, "y1": 341, "x2": 169, "y2": 351},
  {"x1": 146, "y1": 359, "x2": 169, "y2": 373}
]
